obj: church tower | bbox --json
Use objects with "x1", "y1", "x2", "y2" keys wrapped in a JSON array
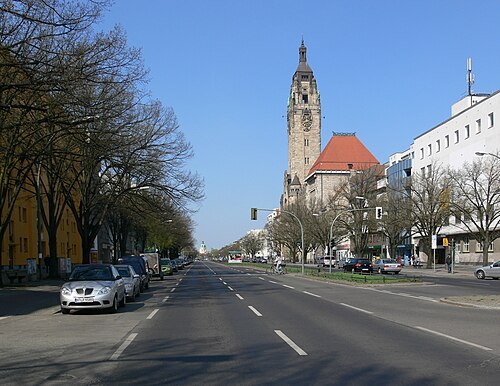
[{"x1": 283, "y1": 39, "x2": 321, "y2": 205}]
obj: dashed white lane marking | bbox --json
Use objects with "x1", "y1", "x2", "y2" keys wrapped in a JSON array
[
  {"x1": 219, "y1": 278, "x2": 223, "y2": 281},
  {"x1": 162, "y1": 296, "x2": 170, "y2": 303},
  {"x1": 222, "y1": 281, "x2": 227, "y2": 285},
  {"x1": 248, "y1": 306, "x2": 262, "y2": 317},
  {"x1": 282, "y1": 284, "x2": 295, "y2": 289},
  {"x1": 303, "y1": 291, "x2": 321, "y2": 298},
  {"x1": 415, "y1": 326, "x2": 492, "y2": 351},
  {"x1": 236, "y1": 294, "x2": 244, "y2": 300},
  {"x1": 275, "y1": 330, "x2": 308, "y2": 356},
  {"x1": 269, "y1": 280, "x2": 278, "y2": 284},
  {"x1": 147, "y1": 309, "x2": 160, "y2": 320},
  {"x1": 170, "y1": 287, "x2": 176, "y2": 293},
  {"x1": 110, "y1": 333, "x2": 138, "y2": 360},
  {"x1": 227, "y1": 286, "x2": 234, "y2": 291},
  {"x1": 340, "y1": 303, "x2": 373, "y2": 315},
  {"x1": 259, "y1": 277, "x2": 265, "y2": 281}
]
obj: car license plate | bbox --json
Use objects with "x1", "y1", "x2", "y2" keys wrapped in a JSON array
[{"x1": 75, "y1": 297, "x2": 94, "y2": 303}]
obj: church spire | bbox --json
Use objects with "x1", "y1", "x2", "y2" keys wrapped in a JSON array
[{"x1": 296, "y1": 39, "x2": 312, "y2": 73}]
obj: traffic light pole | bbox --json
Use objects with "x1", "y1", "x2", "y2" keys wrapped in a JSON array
[{"x1": 251, "y1": 208, "x2": 305, "y2": 274}]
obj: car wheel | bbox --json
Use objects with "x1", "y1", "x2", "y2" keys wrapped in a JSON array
[
  {"x1": 129, "y1": 290, "x2": 135, "y2": 302},
  {"x1": 493, "y1": 277, "x2": 499, "y2": 280},
  {"x1": 61, "y1": 307, "x2": 70, "y2": 315},
  {"x1": 119, "y1": 292, "x2": 126, "y2": 308},
  {"x1": 476, "y1": 270, "x2": 486, "y2": 280},
  {"x1": 109, "y1": 296, "x2": 118, "y2": 313}
]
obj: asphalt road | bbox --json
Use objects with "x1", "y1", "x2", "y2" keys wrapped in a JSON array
[{"x1": 1, "y1": 262, "x2": 500, "y2": 385}]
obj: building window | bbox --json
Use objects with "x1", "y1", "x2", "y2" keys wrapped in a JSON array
[
  {"x1": 304, "y1": 138, "x2": 309, "y2": 146},
  {"x1": 488, "y1": 112, "x2": 494, "y2": 128},
  {"x1": 445, "y1": 135, "x2": 449, "y2": 148},
  {"x1": 302, "y1": 94, "x2": 308, "y2": 104},
  {"x1": 420, "y1": 148, "x2": 424, "y2": 159},
  {"x1": 427, "y1": 164, "x2": 432, "y2": 176},
  {"x1": 436, "y1": 139, "x2": 441, "y2": 152},
  {"x1": 22, "y1": 208, "x2": 27, "y2": 223},
  {"x1": 420, "y1": 167, "x2": 425, "y2": 176},
  {"x1": 305, "y1": 157, "x2": 309, "y2": 164},
  {"x1": 427, "y1": 144, "x2": 432, "y2": 156},
  {"x1": 454, "y1": 130, "x2": 459, "y2": 143},
  {"x1": 463, "y1": 238, "x2": 469, "y2": 253},
  {"x1": 477, "y1": 241, "x2": 494, "y2": 252},
  {"x1": 23, "y1": 238, "x2": 28, "y2": 253},
  {"x1": 476, "y1": 118, "x2": 482, "y2": 133},
  {"x1": 464, "y1": 125, "x2": 470, "y2": 139}
]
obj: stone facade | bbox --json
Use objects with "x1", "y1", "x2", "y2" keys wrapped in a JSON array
[{"x1": 283, "y1": 40, "x2": 321, "y2": 206}]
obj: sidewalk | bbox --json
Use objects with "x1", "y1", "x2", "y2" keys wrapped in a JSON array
[{"x1": 403, "y1": 264, "x2": 476, "y2": 278}]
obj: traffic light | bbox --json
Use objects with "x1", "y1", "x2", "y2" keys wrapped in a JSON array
[
  {"x1": 375, "y1": 207, "x2": 383, "y2": 220},
  {"x1": 251, "y1": 207, "x2": 258, "y2": 220}
]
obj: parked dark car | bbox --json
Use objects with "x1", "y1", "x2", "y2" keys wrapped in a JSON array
[
  {"x1": 116, "y1": 256, "x2": 150, "y2": 291},
  {"x1": 342, "y1": 258, "x2": 373, "y2": 274}
]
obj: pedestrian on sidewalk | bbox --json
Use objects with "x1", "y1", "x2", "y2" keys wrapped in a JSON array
[{"x1": 446, "y1": 254, "x2": 452, "y2": 273}]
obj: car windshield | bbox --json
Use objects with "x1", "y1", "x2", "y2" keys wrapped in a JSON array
[
  {"x1": 116, "y1": 267, "x2": 131, "y2": 277},
  {"x1": 69, "y1": 266, "x2": 113, "y2": 281},
  {"x1": 358, "y1": 260, "x2": 371, "y2": 264},
  {"x1": 161, "y1": 259, "x2": 170, "y2": 265},
  {"x1": 383, "y1": 259, "x2": 397, "y2": 263}
]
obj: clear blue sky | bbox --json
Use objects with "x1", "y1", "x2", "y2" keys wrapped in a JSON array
[{"x1": 98, "y1": 0, "x2": 500, "y2": 251}]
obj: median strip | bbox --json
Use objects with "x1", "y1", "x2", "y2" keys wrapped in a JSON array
[{"x1": 275, "y1": 330, "x2": 307, "y2": 356}]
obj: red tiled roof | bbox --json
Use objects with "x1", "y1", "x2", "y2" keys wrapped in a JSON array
[{"x1": 307, "y1": 134, "x2": 379, "y2": 177}]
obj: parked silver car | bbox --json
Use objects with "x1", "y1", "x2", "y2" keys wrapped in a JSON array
[
  {"x1": 60, "y1": 264, "x2": 126, "y2": 314},
  {"x1": 373, "y1": 258, "x2": 402, "y2": 274},
  {"x1": 114, "y1": 264, "x2": 141, "y2": 301},
  {"x1": 475, "y1": 261, "x2": 500, "y2": 279}
]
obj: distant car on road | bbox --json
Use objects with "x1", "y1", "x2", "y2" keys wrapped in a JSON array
[
  {"x1": 160, "y1": 258, "x2": 173, "y2": 276},
  {"x1": 373, "y1": 259, "x2": 402, "y2": 274},
  {"x1": 318, "y1": 256, "x2": 336, "y2": 267},
  {"x1": 475, "y1": 261, "x2": 500, "y2": 279},
  {"x1": 342, "y1": 258, "x2": 373, "y2": 274},
  {"x1": 60, "y1": 264, "x2": 126, "y2": 314}
]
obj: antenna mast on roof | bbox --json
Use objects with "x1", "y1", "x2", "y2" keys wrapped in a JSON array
[{"x1": 467, "y1": 57, "x2": 474, "y2": 96}]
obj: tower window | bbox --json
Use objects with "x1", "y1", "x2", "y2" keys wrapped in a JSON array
[
  {"x1": 305, "y1": 157, "x2": 310, "y2": 165},
  {"x1": 301, "y1": 74, "x2": 309, "y2": 81},
  {"x1": 488, "y1": 112, "x2": 494, "y2": 128},
  {"x1": 304, "y1": 139, "x2": 309, "y2": 146},
  {"x1": 302, "y1": 94, "x2": 308, "y2": 104}
]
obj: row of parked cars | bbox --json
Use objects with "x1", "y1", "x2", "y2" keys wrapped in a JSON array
[
  {"x1": 59, "y1": 255, "x2": 192, "y2": 314},
  {"x1": 316, "y1": 256, "x2": 403, "y2": 275}
]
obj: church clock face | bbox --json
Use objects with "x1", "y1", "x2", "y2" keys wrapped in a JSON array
[{"x1": 302, "y1": 109, "x2": 313, "y2": 131}]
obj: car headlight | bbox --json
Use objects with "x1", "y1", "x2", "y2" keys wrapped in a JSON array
[
  {"x1": 61, "y1": 286, "x2": 72, "y2": 296},
  {"x1": 97, "y1": 286, "x2": 112, "y2": 295}
]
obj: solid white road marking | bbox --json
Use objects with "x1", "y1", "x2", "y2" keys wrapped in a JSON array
[
  {"x1": 274, "y1": 330, "x2": 308, "y2": 356},
  {"x1": 303, "y1": 291, "x2": 321, "y2": 298},
  {"x1": 340, "y1": 303, "x2": 374, "y2": 314},
  {"x1": 415, "y1": 326, "x2": 492, "y2": 351},
  {"x1": 110, "y1": 333, "x2": 138, "y2": 361},
  {"x1": 282, "y1": 284, "x2": 295, "y2": 289},
  {"x1": 236, "y1": 294, "x2": 244, "y2": 300},
  {"x1": 147, "y1": 309, "x2": 160, "y2": 320},
  {"x1": 248, "y1": 306, "x2": 262, "y2": 317}
]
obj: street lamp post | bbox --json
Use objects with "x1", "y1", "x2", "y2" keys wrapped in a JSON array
[{"x1": 36, "y1": 162, "x2": 43, "y2": 279}]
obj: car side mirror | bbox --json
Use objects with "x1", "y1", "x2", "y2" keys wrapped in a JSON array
[
  {"x1": 115, "y1": 275, "x2": 122, "y2": 280},
  {"x1": 133, "y1": 274, "x2": 140, "y2": 279}
]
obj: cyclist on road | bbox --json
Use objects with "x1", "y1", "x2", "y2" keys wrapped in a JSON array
[{"x1": 274, "y1": 255, "x2": 283, "y2": 274}]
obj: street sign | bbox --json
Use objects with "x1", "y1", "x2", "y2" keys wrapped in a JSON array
[
  {"x1": 432, "y1": 234, "x2": 437, "y2": 249},
  {"x1": 443, "y1": 237, "x2": 449, "y2": 247}
]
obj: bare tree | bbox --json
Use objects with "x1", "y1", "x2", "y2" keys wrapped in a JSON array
[
  {"x1": 409, "y1": 164, "x2": 451, "y2": 267},
  {"x1": 449, "y1": 156, "x2": 500, "y2": 264},
  {"x1": 240, "y1": 231, "x2": 264, "y2": 259}
]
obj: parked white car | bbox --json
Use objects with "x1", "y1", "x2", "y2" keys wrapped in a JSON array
[{"x1": 60, "y1": 264, "x2": 126, "y2": 314}]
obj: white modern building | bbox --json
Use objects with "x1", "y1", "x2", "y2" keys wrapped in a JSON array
[{"x1": 403, "y1": 90, "x2": 500, "y2": 264}]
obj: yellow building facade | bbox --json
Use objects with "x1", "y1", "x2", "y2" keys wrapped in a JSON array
[{"x1": 2, "y1": 181, "x2": 82, "y2": 271}]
